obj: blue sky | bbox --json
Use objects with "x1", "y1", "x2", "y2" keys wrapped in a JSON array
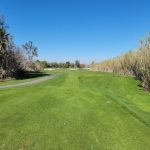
[{"x1": 1, "y1": 0, "x2": 150, "y2": 63}]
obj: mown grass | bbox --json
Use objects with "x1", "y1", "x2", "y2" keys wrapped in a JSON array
[{"x1": 0, "y1": 69, "x2": 150, "y2": 150}]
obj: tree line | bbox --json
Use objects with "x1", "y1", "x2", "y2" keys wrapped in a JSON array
[
  {"x1": 91, "y1": 34, "x2": 150, "y2": 91},
  {"x1": 0, "y1": 15, "x2": 85, "y2": 79},
  {"x1": 42, "y1": 60, "x2": 84, "y2": 68},
  {"x1": 0, "y1": 15, "x2": 42, "y2": 79}
]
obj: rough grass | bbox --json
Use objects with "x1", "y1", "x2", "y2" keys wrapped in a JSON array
[{"x1": 0, "y1": 70, "x2": 150, "y2": 150}]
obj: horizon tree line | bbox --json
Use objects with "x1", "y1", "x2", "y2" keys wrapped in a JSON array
[{"x1": 45, "y1": 60, "x2": 83, "y2": 68}]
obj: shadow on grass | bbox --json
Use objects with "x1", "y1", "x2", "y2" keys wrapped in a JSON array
[
  {"x1": 15, "y1": 71, "x2": 50, "y2": 80},
  {"x1": 133, "y1": 76, "x2": 150, "y2": 92}
]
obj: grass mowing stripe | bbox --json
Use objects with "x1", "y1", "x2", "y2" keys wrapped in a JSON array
[
  {"x1": 0, "y1": 69, "x2": 150, "y2": 150},
  {"x1": 106, "y1": 92, "x2": 150, "y2": 127}
]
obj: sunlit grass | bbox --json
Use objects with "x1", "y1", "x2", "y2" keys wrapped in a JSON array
[{"x1": 0, "y1": 70, "x2": 150, "y2": 150}]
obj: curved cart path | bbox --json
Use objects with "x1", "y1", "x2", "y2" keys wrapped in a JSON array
[{"x1": 0, "y1": 74, "x2": 56, "y2": 89}]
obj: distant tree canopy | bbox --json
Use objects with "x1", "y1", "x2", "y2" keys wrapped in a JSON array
[
  {"x1": 66, "y1": 61, "x2": 70, "y2": 68},
  {"x1": 75, "y1": 60, "x2": 80, "y2": 68},
  {"x1": 45, "y1": 60, "x2": 84, "y2": 69}
]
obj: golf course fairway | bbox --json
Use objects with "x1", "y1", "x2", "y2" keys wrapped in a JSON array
[{"x1": 0, "y1": 70, "x2": 150, "y2": 150}]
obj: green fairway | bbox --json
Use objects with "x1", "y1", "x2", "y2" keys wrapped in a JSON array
[{"x1": 0, "y1": 70, "x2": 150, "y2": 150}]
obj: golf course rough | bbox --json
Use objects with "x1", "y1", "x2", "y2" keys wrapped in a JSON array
[{"x1": 0, "y1": 70, "x2": 150, "y2": 150}]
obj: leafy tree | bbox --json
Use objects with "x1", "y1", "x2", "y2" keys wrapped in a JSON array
[
  {"x1": 66, "y1": 61, "x2": 70, "y2": 68},
  {"x1": 41, "y1": 61, "x2": 48, "y2": 68},
  {"x1": 75, "y1": 60, "x2": 80, "y2": 68}
]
